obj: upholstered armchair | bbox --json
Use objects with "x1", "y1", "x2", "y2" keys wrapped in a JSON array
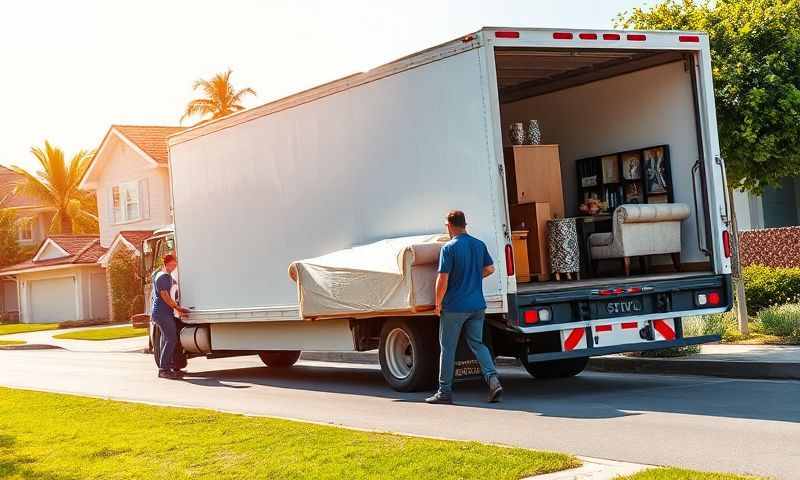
[{"x1": 589, "y1": 203, "x2": 690, "y2": 276}]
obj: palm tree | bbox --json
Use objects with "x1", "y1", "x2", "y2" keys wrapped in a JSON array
[
  {"x1": 10, "y1": 141, "x2": 98, "y2": 235},
  {"x1": 181, "y1": 69, "x2": 256, "y2": 124}
]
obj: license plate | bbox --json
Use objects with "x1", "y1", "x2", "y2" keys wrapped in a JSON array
[{"x1": 602, "y1": 298, "x2": 643, "y2": 317}]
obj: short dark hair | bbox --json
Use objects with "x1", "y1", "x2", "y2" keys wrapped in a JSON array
[
  {"x1": 163, "y1": 254, "x2": 177, "y2": 265},
  {"x1": 447, "y1": 210, "x2": 467, "y2": 228}
]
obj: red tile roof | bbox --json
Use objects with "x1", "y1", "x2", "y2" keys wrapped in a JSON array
[
  {"x1": 113, "y1": 125, "x2": 185, "y2": 164},
  {"x1": 118, "y1": 230, "x2": 154, "y2": 253},
  {"x1": 0, "y1": 235, "x2": 106, "y2": 274},
  {"x1": 0, "y1": 165, "x2": 47, "y2": 209}
]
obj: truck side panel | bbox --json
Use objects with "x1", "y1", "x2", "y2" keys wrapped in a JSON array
[{"x1": 169, "y1": 47, "x2": 507, "y2": 313}]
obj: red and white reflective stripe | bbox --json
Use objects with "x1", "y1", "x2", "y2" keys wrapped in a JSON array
[
  {"x1": 563, "y1": 328, "x2": 586, "y2": 351},
  {"x1": 652, "y1": 319, "x2": 676, "y2": 341},
  {"x1": 595, "y1": 324, "x2": 613, "y2": 332},
  {"x1": 621, "y1": 322, "x2": 638, "y2": 330}
]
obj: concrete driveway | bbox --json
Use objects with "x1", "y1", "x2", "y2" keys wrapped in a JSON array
[
  {"x1": 0, "y1": 349, "x2": 797, "y2": 479},
  {"x1": 0, "y1": 325, "x2": 147, "y2": 352}
]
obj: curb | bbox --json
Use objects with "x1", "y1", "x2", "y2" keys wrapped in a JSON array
[
  {"x1": 587, "y1": 356, "x2": 800, "y2": 380},
  {"x1": 0, "y1": 344, "x2": 63, "y2": 351}
]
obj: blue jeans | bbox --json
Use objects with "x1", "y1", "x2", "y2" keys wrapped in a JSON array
[
  {"x1": 437, "y1": 309, "x2": 497, "y2": 394},
  {"x1": 153, "y1": 315, "x2": 178, "y2": 371}
]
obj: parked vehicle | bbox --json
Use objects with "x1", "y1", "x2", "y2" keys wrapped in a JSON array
[{"x1": 149, "y1": 27, "x2": 733, "y2": 391}]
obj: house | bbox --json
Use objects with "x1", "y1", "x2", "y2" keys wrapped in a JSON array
[
  {"x1": 733, "y1": 178, "x2": 800, "y2": 230},
  {"x1": 80, "y1": 125, "x2": 184, "y2": 248},
  {"x1": 0, "y1": 236, "x2": 107, "y2": 323},
  {"x1": 1, "y1": 165, "x2": 57, "y2": 320},
  {"x1": 0, "y1": 165, "x2": 56, "y2": 247}
]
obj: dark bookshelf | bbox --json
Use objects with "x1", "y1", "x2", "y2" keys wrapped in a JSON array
[{"x1": 576, "y1": 144, "x2": 673, "y2": 215}]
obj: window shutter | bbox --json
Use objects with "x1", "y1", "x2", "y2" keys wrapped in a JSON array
[
  {"x1": 111, "y1": 186, "x2": 121, "y2": 224},
  {"x1": 139, "y1": 178, "x2": 150, "y2": 220}
]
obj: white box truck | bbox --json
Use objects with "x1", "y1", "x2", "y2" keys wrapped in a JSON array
[{"x1": 146, "y1": 27, "x2": 733, "y2": 391}]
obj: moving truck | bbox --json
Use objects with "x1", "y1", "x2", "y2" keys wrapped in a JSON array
[{"x1": 148, "y1": 27, "x2": 733, "y2": 391}]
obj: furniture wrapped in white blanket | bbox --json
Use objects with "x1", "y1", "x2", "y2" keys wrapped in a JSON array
[{"x1": 288, "y1": 234, "x2": 448, "y2": 320}]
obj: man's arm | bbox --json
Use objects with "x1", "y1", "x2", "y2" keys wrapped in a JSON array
[
  {"x1": 482, "y1": 265, "x2": 495, "y2": 278},
  {"x1": 434, "y1": 272, "x2": 449, "y2": 316},
  {"x1": 159, "y1": 290, "x2": 190, "y2": 314}
]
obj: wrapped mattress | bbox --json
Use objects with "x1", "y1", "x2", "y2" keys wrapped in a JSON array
[{"x1": 288, "y1": 234, "x2": 448, "y2": 319}]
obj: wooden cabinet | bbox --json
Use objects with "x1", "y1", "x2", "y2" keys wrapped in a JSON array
[
  {"x1": 504, "y1": 145, "x2": 565, "y2": 218},
  {"x1": 510, "y1": 202, "x2": 551, "y2": 282},
  {"x1": 511, "y1": 230, "x2": 531, "y2": 283}
]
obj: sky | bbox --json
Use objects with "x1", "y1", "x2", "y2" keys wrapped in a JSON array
[{"x1": 0, "y1": 0, "x2": 648, "y2": 173}]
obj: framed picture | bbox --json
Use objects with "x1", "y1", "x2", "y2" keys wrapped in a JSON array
[
  {"x1": 643, "y1": 146, "x2": 669, "y2": 194},
  {"x1": 601, "y1": 155, "x2": 620, "y2": 183},
  {"x1": 621, "y1": 151, "x2": 641, "y2": 180},
  {"x1": 624, "y1": 183, "x2": 643, "y2": 203}
]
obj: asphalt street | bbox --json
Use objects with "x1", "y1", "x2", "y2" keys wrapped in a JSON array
[{"x1": 0, "y1": 349, "x2": 797, "y2": 479}]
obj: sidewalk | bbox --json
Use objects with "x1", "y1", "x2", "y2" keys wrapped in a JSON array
[
  {"x1": 0, "y1": 325, "x2": 147, "y2": 353},
  {"x1": 588, "y1": 343, "x2": 800, "y2": 380}
]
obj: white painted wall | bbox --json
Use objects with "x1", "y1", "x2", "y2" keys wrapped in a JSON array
[
  {"x1": 17, "y1": 266, "x2": 108, "y2": 323},
  {"x1": 500, "y1": 60, "x2": 707, "y2": 263},
  {"x1": 94, "y1": 136, "x2": 172, "y2": 247}
]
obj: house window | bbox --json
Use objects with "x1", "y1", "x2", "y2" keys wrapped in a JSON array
[
  {"x1": 17, "y1": 217, "x2": 33, "y2": 242},
  {"x1": 112, "y1": 181, "x2": 141, "y2": 223}
]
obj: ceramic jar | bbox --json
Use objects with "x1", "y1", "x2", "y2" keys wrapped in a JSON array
[
  {"x1": 525, "y1": 119, "x2": 542, "y2": 145},
  {"x1": 509, "y1": 122, "x2": 525, "y2": 145}
]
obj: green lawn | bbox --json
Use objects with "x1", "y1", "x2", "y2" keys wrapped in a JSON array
[
  {"x1": 0, "y1": 387, "x2": 579, "y2": 479},
  {"x1": 0, "y1": 340, "x2": 25, "y2": 346},
  {"x1": 617, "y1": 467, "x2": 764, "y2": 479},
  {"x1": 0, "y1": 323, "x2": 58, "y2": 336},
  {"x1": 52, "y1": 326, "x2": 147, "y2": 341}
]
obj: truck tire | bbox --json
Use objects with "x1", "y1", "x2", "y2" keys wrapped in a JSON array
[
  {"x1": 258, "y1": 350, "x2": 302, "y2": 367},
  {"x1": 521, "y1": 357, "x2": 588, "y2": 379},
  {"x1": 379, "y1": 319, "x2": 438, "y2": 392},
  {"x1": 151, "y1": 324, "x2": 188, "y2": 370}
]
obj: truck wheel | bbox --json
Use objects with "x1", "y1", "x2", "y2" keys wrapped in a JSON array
[
  {"x1": 521, "y1": 357, "x2": 589, "y2": 379},
  {"x1": 259, "y1": 350, "x2": 302, "y2": 367},
  {"x1": 379, "y1": 319, "x2": 437, "y2": 392}
]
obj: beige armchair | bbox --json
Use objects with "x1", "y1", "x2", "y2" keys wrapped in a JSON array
[{"x1": 589, "y1": 203, "x2": 690, "y2": 276}]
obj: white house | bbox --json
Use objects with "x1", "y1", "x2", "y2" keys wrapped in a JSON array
[
  {"x1": 0, "y1": 236, "x2": 107, "y2": 323},
  {"x1": 80, "y1": 125, "x2": 184, "y2": 247}
]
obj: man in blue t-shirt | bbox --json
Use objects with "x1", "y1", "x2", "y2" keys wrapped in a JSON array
[
  {"x1": 426, "y1": 210, "x2": 503, "y2": 404},
  {"x1": 151, "y1": 254, "x2": 190, "y2": 380}
]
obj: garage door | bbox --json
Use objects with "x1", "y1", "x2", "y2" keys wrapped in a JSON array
[{"x1": 29, "y1": 277, "x2": 77, "y2": 324}]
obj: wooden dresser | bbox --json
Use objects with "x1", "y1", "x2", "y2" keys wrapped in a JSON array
[{"x1": 503, "y1": 145, "x2": 565, "y2": 218}]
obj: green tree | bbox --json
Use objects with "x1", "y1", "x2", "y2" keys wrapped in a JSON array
[
  {"x1": 108, "y1": 248, "x2": 144, "y2": 323},
  {"x1": 181, "y1": 69, "x2": 256, "y2": 125},
  {"x1": 0, "y1": 209, "x2": 20, "y2": 268},
  {"x1": 617, "y1": 0, "x2": 800, "y2": 193},
  {"x1": 10, "y1": 141, "x2": 98, "y2": 235}
]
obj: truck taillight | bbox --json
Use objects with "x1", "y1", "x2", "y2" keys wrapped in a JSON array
[
  {"x1": 603, "y1": 33, "x2": 621, "y2": 40},
  {"x1": 679, "y1": 35, "x2": 700, "y2": 43},
  {"x1": 495, "y1": 31, "x2": 520, "y2": 39},
  {"x1": 505, "y1": 244, "x2": 514, "y2": 276},
  {"x1": 579, "y1": 33, "x2": 597, "y2": 40},
  {"x1": 553, "y1": 32, "x2": 574, "y2": 40},
  {"x1": 722, "y1": 230, "x2": 732, "y2": 258},
  {"x1": 627, "y1": 33, "x2": 647, "y2": 41}
]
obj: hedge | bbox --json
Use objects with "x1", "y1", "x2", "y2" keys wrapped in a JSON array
[
  {"x1": 742, "y1": 265, "x2": 800, "y2": 313},
  {"x1": 108, "y1": 248, "x2": 144, "y2": 323}
]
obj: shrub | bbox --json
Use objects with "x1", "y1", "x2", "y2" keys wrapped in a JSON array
[
  {"x1": 742, "y1": 264, "x2": 800, "y2": 313},
  {"x1": 108, "y1": 248, "x2": 144, "y2": 323},
  {"x1": 758, "y1": 303, "x2": 800, "y2": 338}
]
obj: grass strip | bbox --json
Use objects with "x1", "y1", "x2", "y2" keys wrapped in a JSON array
[
  {"x1": 0, "y1": 387, "x2": 578, "y2": 479},
  {"x1": 0, "y1": 340, "x2": 25, "y2": 346},
  {"x1": 0, "y1": 323, "x2": 58, "y2": 336},
  {"x1": 617, "y1": 466, "x2": 765, "y2": 479},
  {"x1": 52, "y1": 326, "x2": 147, "y2": 341}
]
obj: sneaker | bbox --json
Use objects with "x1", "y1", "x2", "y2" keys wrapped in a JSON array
[
  {"x1": 487, "y1": 375, "x2": 503, "y2": 403},
  {"x1": 158, "y1": 370, "x2": 181, "y2": 380},
  {"x1": 425, "y1": 391, "x2": 453, "y2": 405}
]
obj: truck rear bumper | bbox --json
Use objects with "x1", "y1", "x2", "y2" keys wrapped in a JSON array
[{"x1": 527, "y1": 334, "x2": 720, "y2": 363}]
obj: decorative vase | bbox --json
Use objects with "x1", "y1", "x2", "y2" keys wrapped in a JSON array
[
  {"x1": 525, "y1": 119, "x2": 542, "y2": 145},
  {"x1": 509, "y1": 122, "x2": 525, "y2": 145}
]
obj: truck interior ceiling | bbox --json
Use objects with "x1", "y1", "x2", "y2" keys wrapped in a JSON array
[{"x1": 494, "y1": 47, "x2": 713, "y2": 291}]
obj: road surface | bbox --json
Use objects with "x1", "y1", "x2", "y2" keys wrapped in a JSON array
[{"x1": 0, "y1": 349, "x2": 797, "y2": 479}]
